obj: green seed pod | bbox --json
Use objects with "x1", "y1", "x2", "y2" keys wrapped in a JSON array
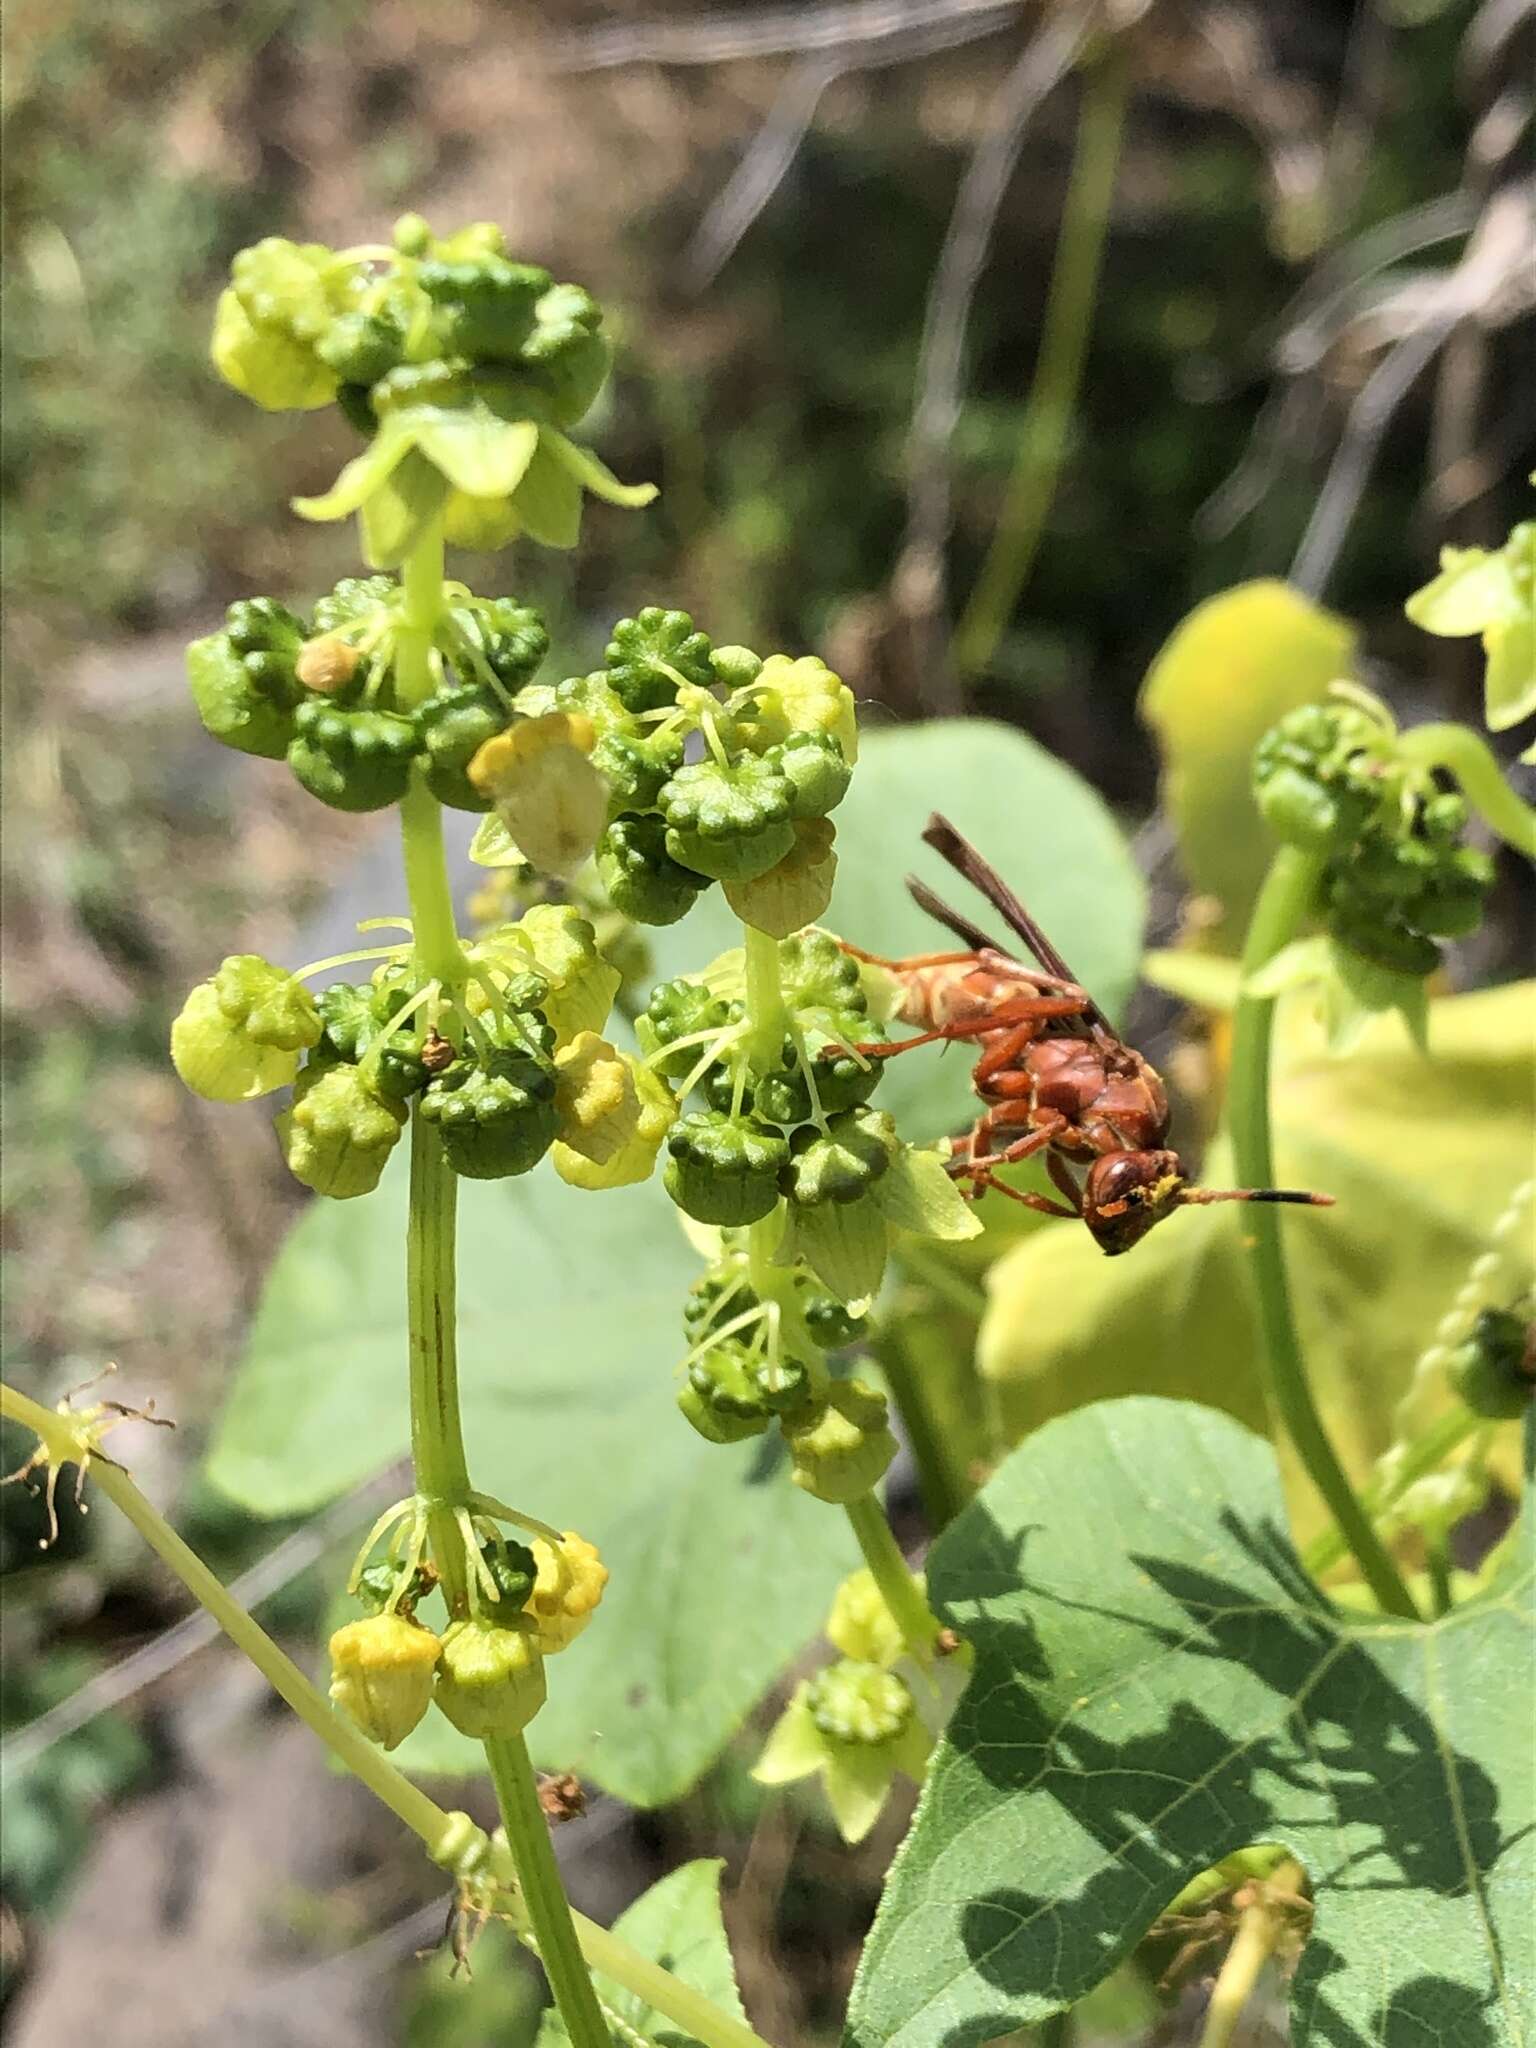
[
  {"x1": 450, "y1": 597, "x2": 550, "y2": 690},
  {"x1": 777, "y1": 930, "x2": 867, "y2": 1020},
  {"x1": 664, "y1": 1111, "x2": 790, "y2": 1226},
  {"x1": 786, "y1": 1108, "x2": 899, "y2": 1208},
  {"x1": 212, "y1": 954, "x2": 322, "y2": 1053},
  {"x1": 479, "y1": 1534, "x2": 538, "y2": 1619},
  {"x1": 784, "y1": 1378, "x2": 898, "y2": 1504},
  {"x1": 418, "y1": 1030, "x2": 559, "y2": 1180},
  {"x1": 519, "y1": 282, "x2": 609, "y2": 426},
  {"x1": 496, "y1": 904, "x2": 621, "y2": 1048},
  {"x1": 661, "y1": 756, "x2": 796, "y2": 884},
  {"x1": 329, "y1": 1613, "x2": 441, "y2": 1750},
  {"x1": 678, "y1": 1341, "x2": 773, "y2": 1444},
  {"x1": 288, "y1": 701, "x2": 419, "y2": 813},
  {"x1": 711, "y1": 645, "x2": 762, "y2": 691},
  {"x1": 1447, "y1": 1307, "x2": 1532, "y2": 1421},
  {"x1": 315, "y1": 307, "x2": 409, "y2": 387},
  {"x1": 1329, "y1": 914, "x2": 1441, "y2": 980},
  {"x1": 434, "y1": 1618, "x2": 547, "y2": 1739},
  {"x1": 593, "y1": 728, "x2": 688, "y2": 815},
  {"x1": 640, "y1": 979, "x2": 734, "y2": 1078},
  {"x1": 172, "y1": 977, "x2": 306, "y2": 1102},
  {"x1": 312, "y1": 576, "x2": 396, "y2": 635},
  {"x1": 734, "y1": 653, "x2": 858, "y2": 763},
  {"x1": 597, "y1": 814, "x2": 710, "y2": 926},
  {"x1": 765, "y1": 730, "x2": 852, "y2": 820},
  {"x1": 683, "y1": 1269, "x2": 759, "y2": 1338},
  {"x1": 1252, "y1": 702, "x2": 1386, "y2": 850},
  {"x1": 186, "y1": 632, "x2": 297, "y2": 760},
  {"x1": 605, "y1": 608, "x2": 715, "y2": 713},
  {"x1": 802, "y1": 1290, "x2": 867, "y2": 1352},
  {"x1": 353, "y1": 1560, "x2": 436, "y2": 1618},
  {"x1": 417, "y1": 256, "x2": 553, "y2": 363},
  {"x1": 370, "y1": 355, "x2": 478, "y2": 417},
  {"x1": 416, "y1": 678, "x2": 509, "y2": 811},
  {"x1": 1255, "y1": 765, "x2": 1340, "y2": 849},
  {"x1": 283, "y1": 1062, "x2": 406, "y2": 1199},
  {"x1": 807, "y1": 1659, "x2": 914, "y2": 1747}
]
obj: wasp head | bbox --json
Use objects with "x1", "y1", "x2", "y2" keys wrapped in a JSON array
[{"x1": 1082, "y1": 1149, "x2": 1186, "y2": 1256}]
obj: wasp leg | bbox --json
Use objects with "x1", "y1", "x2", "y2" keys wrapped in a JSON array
[
  {"x1": 1046, "y1": 1151, "x2": 1085, "y2": 1215},
  {"x1": 837, "y1": 943, "x2": 980, "y2": 973},
  {"x1": 959, "y1": 1116, "x2": 1068, "y2": 1177},
  {"x1": 969, "y1": 1171, "x2": 1078, "y2": 1220}
]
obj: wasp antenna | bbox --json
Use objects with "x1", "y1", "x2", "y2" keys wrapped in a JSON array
[{"x1": 1182, "y1": 1187, "x2": 1336, "y2": 1208}]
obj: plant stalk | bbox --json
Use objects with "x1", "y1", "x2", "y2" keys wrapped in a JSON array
[
  {"x1": 844, "y1": 1491, "x2": 940, "y2": 1662},
  {"x1": 1230, "y1": 847, "x2": 1419, "y2": 1620},
  {"x1": 952, "y1": 42, "x2": 1130, "y2": 680},
  {"x1": 0, "y1": 1381, "x2": 772, "y2": 2048},
  {"x1": 485, "y1": 1732, "x2": 612, "y2": 2048},
  {"x1": 1196, "y1": 1862, "x2": 1302, "y2": 2048},
  {"x1": 407, "y1": 1109, "x2": 472, "y2": 1612},
  {"x1": 394, "y1": 525, "x2": 607, "y2": 2041}
]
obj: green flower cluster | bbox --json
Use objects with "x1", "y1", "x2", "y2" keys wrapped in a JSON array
[
  {"x1": 1447, "y1": 1306, "x2": 1533, "y2": 1422},
  {"x1": 640, "y1": 930, "x2": 887, "y2": 1224},
  {"x1": 676, "y1": 1239, "x2": 870, "y2": 1450},
  {"x1": 187, "y1": 578, "x2": 547, "y2": 812},
  {"x1": 511, "y1": 613, "x2": 856, "y2": 935},
  {"x1": 171, "y1": 903, "x2": 641, "y2": 1200},
  {"x1": 212, "y1": 216, "x2": 653, "y2": 563},
  {"x1": 1254, "y1": 699, "x2": 1495, "y2": 976},
  {"x1": 754, "y1": 1566, "x2": 935, "y2": 1843},
  {"x1": 328, "y1": 1508, "x2": 608, "y2": 1750}
]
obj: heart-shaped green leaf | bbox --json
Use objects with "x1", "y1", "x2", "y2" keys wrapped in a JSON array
[
  {"x1": 536, "y1": 1860, "x2": 746, "y2": 2047},
  {"x1": 845, "y1": 1396, "x2": 1534, "y2": 2048}
]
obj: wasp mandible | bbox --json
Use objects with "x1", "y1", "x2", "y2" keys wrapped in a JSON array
[{"x1": 835, "y1": 813, "x2": 1333, "y2": 1255}]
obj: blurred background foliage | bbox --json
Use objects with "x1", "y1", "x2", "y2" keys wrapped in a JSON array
[{"x1": 2, "y1": 1, "x2": 1531, "y2": 2042}]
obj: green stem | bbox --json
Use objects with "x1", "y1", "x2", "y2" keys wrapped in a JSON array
[
  {"x1": 0, "y1": 1384, "x2": 454, "y2": 1852},
  {"x1": 392, "y1": 523, "x2": 608, "y2": 2040},
  {"x1": 741, "y1": 922, "x2": 788, "y2": 1066},
  {"x1": 1304, "y1": 1406, "x2": 1478, "y2": 1576},
  {"x1": 0, "y1": 1382, "x2": 770, "y2": 2048},
  {"x1": 1397, "y1": 722, "x2": 1536, "y2": 860},
  {"x1": 485, "y1": 1733, "x2": 611, "y2": 2048},
  {"x1": 407, "y1": 1110, "x2": 472, "y2": 1612},
  {"x1": 952, "y1": 43, "x2": 1130, "y2": 680},
  {"x1": 1230, "y1": 848, "x2": 1419, "y2": 1620},
  {"x1": 872, "y1": 1328, "x2": 971, "y2": 1530},
  {"x1": 844, "y1": 1491, "x2": 940, "y2": 1662}
]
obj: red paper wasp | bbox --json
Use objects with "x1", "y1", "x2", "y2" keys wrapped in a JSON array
[{"x1": 838, "y1": 813, "x2": 1333, "y2": 1256}]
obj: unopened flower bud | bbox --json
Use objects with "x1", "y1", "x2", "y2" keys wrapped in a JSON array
[
  {"x1": 329, "y1": 1612, "x2": 441, "y2": 1750},
  {"x1": 784, "y1": 1378, "x2": 897, "y2": 1504},
  {"x1": 525, "y1": 1532, "x2": 608, "y2": 1654},
  {"x1": 434, "y1": 1618, "x2": 547, "y2": 1738}
]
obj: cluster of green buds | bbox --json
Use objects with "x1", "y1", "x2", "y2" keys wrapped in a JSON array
[
  {"x1": 1446, "y1": 1305, "x2": 1533, "y2": 1422},
  {"x1": 212, "y1": 215, "x2": 653, "y2": 566},
  {"x1": 169, "y1": 899, "x2": 667, "y2": 1199},
  {"x1": 1253, "y1": 693, "x2": 1496, "y2": 978},
  {"x1": 754, "y1": 1567, "x2": 935, "y2": 1843},
  {"x1": 188, "y1": 577, "x2": 548, "y2": 812},
  {"x1": 328, "y1": 1497, "x2": 608, "y2": 1750},
  {"x1": 492, "y1": 611, "x2": 857, "y2": 934},
  {"x1": 641, "y1": 924, "x2": 978, "y2": 1490}
]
